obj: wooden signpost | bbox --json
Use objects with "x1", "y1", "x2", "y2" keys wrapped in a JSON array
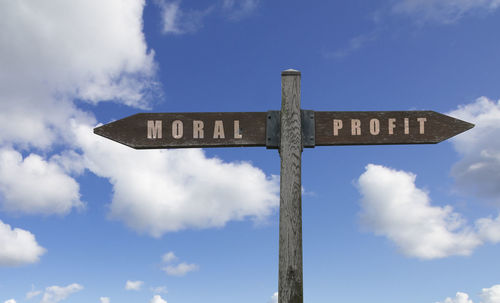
[
  {"x1": 94, "y1": 70, "x2": 474, "y2": 303},
  {"x1": 94, "y1": 112, "x2": 268, "y2": 148}
]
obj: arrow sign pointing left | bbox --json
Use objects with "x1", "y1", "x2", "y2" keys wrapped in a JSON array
[{"x1": 93, "y1": 112, "x2": 268, "y2": 149}]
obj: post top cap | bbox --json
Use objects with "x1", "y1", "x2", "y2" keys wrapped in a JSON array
[{"x1": 282, "y1": 69, "x2": 301, "y2": 76}]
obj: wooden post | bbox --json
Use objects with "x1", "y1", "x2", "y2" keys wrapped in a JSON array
[{"x1": 279, "y1": 69, "x2": 303, "y2": 303}]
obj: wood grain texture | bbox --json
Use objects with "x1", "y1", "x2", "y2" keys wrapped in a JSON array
[
  {"x1": 315, "y1": 111, "x2": 474, "y2": 145},
  {"x1": 93, "y1": 112, "x2": 267, "y2": 149},
  {"x1": 279, "y1": 70, "x2": 303, "y2": 303}
]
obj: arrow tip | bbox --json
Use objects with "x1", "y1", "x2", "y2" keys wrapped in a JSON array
[
  {"x1": 453, "y1": 116, "x2": 475, "y2": 133},
  {"x1": 93, "y1": 125, "x2": 105, "y2": 136},
  {"x1": 438, "y1": 112, "x2": 475, "y2": 142},
  {"x1": 465, "y1": 121, "x2": 475, "y2": 130}
]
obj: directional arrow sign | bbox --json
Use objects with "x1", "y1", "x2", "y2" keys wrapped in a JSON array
[
  {"x1": 314, "y1": 110, "x2": 474, "y2": 145},
  {"x1": 94, "y1": 110, "x2": 474, "y2": 148},
  {"x1": 93, "y1": 112, "x2": 268, "y2": 149}
]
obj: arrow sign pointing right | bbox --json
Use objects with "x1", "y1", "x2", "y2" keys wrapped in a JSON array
[{"x1": 314, "y1": 111, "x2": 474, "y2": 145}]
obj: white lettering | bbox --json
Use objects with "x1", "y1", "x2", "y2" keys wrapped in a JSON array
[
  {"x1": 333, "y1": 119, "x2": 343, "y2": 136},
  {"x1": 193, "y1": 120, "x2": 204, "y2": 139},
  {"x1": 213, "y1": 120, "x2": 225, "y2": 139},
  {"x1": 147, "y1": 120, "x2": 162, "y2": 139},
  {"x1": 369, "y1": 119, "x2": 380, "y2": 135},
  {"x1": 234, "y1": 120, "x2": 242, "y2": 139},
  {"x1": 351, "y1": 119, "x2": 361, "y2": 135},
  {"x1": 388, "y1": 118, "x2": 396, "y2": 135},
  {"x1": 172, "y1": 120, "x2": 183, "y2": 139},
  {"x1": 417, "y1": 117, "x2": 427, "y2": 134},
  {"x1": 404, "y1": 118, "x2": 409, "y2": 134}
]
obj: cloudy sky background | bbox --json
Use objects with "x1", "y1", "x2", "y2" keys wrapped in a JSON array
[{"x1": 1, "y1": 0, "x2": 500, "y2": 302}]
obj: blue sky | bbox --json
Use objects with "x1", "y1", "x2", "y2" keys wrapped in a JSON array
[{"x1": 1, "y1": 1, "x2": 500, "y2": 303}]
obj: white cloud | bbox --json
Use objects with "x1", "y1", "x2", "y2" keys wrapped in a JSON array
[
  {"x1": 268, "y1": 292, "x2": 278, "y2": 303},
  {"x1": 156, "y1": 0, "x2": 258, "y2": 35},
  {"x1": 26, "y1": 289, "x2": 42, "y2": 300},
  {"x1": 481, "y1": 284, "x2": 500, "y2": 303},
  {"x1": 160, "y1": 252, "x2": 197, "y2": 276},
  {"x1": 436, "y1": 292, "x2": 473, "y2": 303},
  {"x1": 40, "y1": 284, "x2": 83, "y2": 303},
  {"x1": 157, "y1": 0, "x2": 213, "y2": 35},
  {"x1": 158, "y1": 1, "x2": 182, "y2": 33},
  {"x1": 0, "y1": 0, "x2": 278, "y2": 235},
  {"x1": 0, "y1": 0, "x2": 154, "y2": 222},
  {"x1": 448, "y1": 97, "x2": 500, "y2": 204},
  {"x1": 150, "y1": 295, "x2": 167, "y2": 303},
  {"x1": 125, "y1": 280, "x2": 144, "y2": 291},
  {"x1": 436, "y1": 284, "x2": 500, "y2": 303},
  {"x1": 357, "y1": 164, "x2": 482, "y2": 259},
  {"x1": 0, "y1": 0, "x2": 157, "y2": 150},
  {"x1": 74, "y1": 123, "x2": 279, "y2": 237},
  {"x1": 476, "y1": 214, "x2": 500, "y2": 243},
  {"x1": 392, "y1": 0, "x2": 500, "y2": 23},
  {"x1": 222, "y1": 0, "x2": 259, "y2": 20},
  {"x1": 0, "y1": 148, "x2": 83, "y2": 215},
  {"x1": 0, "y1": 220, "x2": 46, "y2": 266},
  {"x1": 162, "y1": 251, "x2": 177, "y2": 263},
  {"x1": 4, "y1": 299, "x2": 16, "y2": 303},
  {"x1": 0, "y1": 0, "x2": 162, "y2": 227},
  {"x1": 0, "y1": 0, "x2": 278, "y2": 238},
  {"x1": 357, "y1": 163, "x2": 500, "y2": 259},
  {"x1": 163, "y1": 262, "x2": 199, "y2": 276},
  {"x1": 100, "y1": 297, "x2": 110, "y2": 303},
  {"x1": 0, "y1": 0, "x2": 156, "y2": 107},
  {"x1": 0, "y1": 96, "x2": 93, "y2": 151}
]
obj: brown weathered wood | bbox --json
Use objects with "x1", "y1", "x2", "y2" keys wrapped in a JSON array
[
  {"x1": 94, "y1": 110, "x2": 474, "y2": 149},
  {"x1": 315, "y1": 111, "x2": 474, "y2": 146},
  {"x1": 279, "y1": 69, "x2": 303, "y2": 303},
  {"x1": 93, "y1": 112, "x2": 267, "y2": 149}
]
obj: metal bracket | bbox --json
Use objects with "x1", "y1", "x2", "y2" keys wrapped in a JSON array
[
  {"x1": 301, "y1": 110, "x2": 315, "y2": 148},
  {"x1": 266, "y1": 110, "x2": 316, "y2": 149},
  {"x1": 266, "y1": 111, "x2": 280, "y2": 149}
]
